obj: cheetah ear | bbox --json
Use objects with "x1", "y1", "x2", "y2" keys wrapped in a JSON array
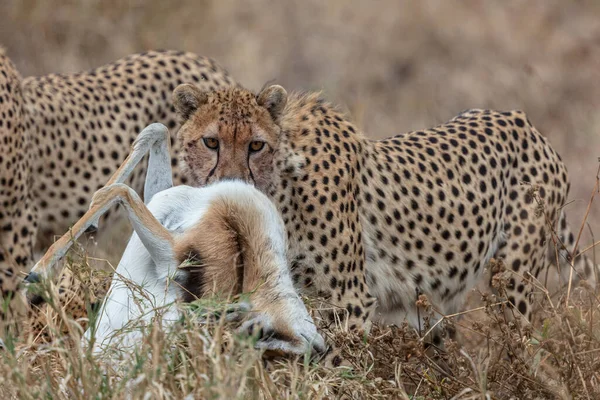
[
  {"x1": 173, "y1": 84, "x2": 208, "y2": 121},
  {"x1": 257, "y1": 85, "x2": 287, "y2": 123}
]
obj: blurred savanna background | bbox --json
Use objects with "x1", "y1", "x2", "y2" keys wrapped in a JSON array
[
  {"x1": 2, "y1": 1, "x2": 600, "y2": 398},
  {"x1": 1, "y1": 0, "x2": 598, "y2": 246}
]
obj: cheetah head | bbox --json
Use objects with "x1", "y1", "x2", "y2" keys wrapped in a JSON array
[{"x1": 173, "y1": 84, "x2": 287, "y2": 192}]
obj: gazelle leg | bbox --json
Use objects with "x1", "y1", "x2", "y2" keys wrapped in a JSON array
[
  {"x1": 101, "y1": 184, "x2": 175, "y2": 266},
  {"x1": 28, "y1": 184, "x2": 175, "y2": 283},
  {"x1": 142, "y1": 124, "x2": 173, "y2": 203},
  {"x1": 86, "y1": 123, "x2": 173, "y2": 232}
]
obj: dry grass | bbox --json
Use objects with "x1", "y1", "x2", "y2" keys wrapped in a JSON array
[{"x1": 1, "y1": 251, "x2": 599, "y2": 399}]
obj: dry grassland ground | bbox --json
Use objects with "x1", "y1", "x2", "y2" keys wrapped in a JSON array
[{"x1": 0, "y1": 1, "x2": 599, "y2": 398}]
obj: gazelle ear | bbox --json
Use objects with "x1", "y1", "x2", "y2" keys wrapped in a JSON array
[
  {"x1": 173, "y1": 84, "x2": 208, "y2": 121},
  {"x1": 257, "y1": 85, "x2": 287, "y2": 122}
]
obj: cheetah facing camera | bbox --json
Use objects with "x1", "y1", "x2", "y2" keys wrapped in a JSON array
[
  {"x1": 0, "y1": 49, "x2": 235, "y2": 331},
  {"x1": 174, "y1": 83, "x2": 598, "y2": 349}
]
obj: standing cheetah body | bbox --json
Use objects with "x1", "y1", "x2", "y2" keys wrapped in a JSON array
[
  {"x1": 24, "y1": 51, "x2": 234, "y2": 248},
  {"x1": 0, "y1": 49, "x2": 234, "y2": 335},
  {"x1": 175, "y1": 85, "x2": 596, "y2": 348}
]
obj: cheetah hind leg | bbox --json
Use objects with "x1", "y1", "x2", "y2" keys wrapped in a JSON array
[
  {"x1": 548, "y1": 210, "x2": 598, "y2": 291},
  {"x1": 26, "y1": 123, "x2": 173, "y2": 286},
  {"x1": 493, "y1": 215, "x2": 550, "y2": 325}
]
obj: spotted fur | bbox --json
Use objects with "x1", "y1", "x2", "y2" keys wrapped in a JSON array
[
  {"x1": 178, "y1": 87, "x2": 597, "y2": 352},
  {"x1": 0, "y1": 49, "x2": 235, "y2": 337}
]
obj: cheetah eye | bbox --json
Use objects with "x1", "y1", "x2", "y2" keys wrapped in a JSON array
[
  {"x1": 203, "y1": 137, "x2": 219, "y2": 150},
  {"x1": 249, "y1": 141, "x2": 265, "y2": 152}
]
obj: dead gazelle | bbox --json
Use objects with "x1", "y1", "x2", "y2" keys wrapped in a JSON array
[{"x1": 26, "y1": 123, "x2": 325, "y2": 357}]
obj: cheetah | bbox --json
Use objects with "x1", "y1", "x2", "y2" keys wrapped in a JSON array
[
  {"x1": 0, "y1": 49, "x2": 235, "y2": 335},
  {"x1": 173, "y1": 84, "x2": 597, "y2": 351}
]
